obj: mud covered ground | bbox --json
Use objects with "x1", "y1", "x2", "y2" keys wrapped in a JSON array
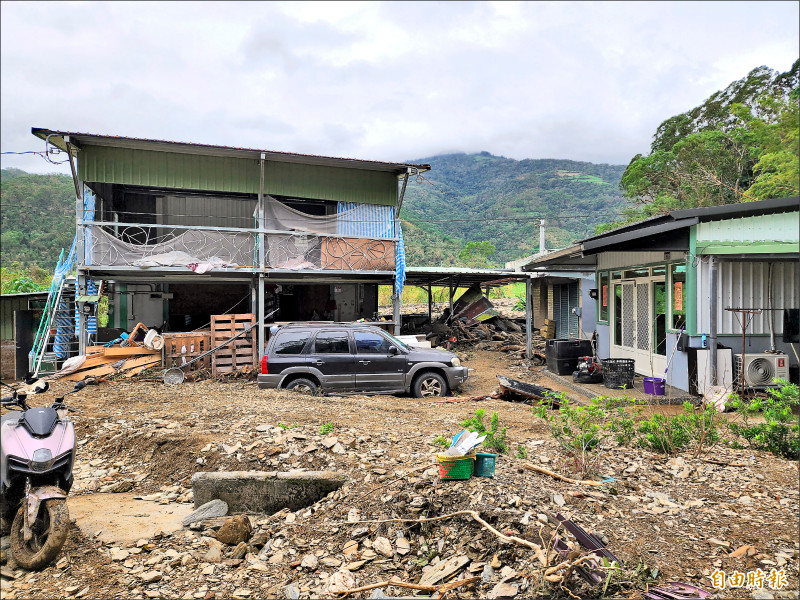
[{"x1": 1, "y1": 349, "x2": 798, "y2": 600}]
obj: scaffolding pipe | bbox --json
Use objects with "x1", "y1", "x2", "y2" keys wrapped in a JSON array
[
  {"x1": 525, "y1": 277, "x2": 533, "y2": 359},
  {"x1": 708, "y1": 256, "x2": 718, "y2": 386}
]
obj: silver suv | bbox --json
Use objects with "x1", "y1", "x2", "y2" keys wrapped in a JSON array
[{"x1": 257, "y1": 323, "x2": 468, "y2": 397}]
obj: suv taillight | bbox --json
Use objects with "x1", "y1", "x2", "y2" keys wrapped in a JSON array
[{"x1": 261, "y1": 355, "x2": 268, "y2": 374}]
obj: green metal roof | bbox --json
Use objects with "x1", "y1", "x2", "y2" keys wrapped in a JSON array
[{"x1": 31, "y1": 128, "x2": 431, "y2": 206}]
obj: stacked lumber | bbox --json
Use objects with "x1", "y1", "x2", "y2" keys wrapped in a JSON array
[{"x1": 58, "y1": 345, "x2": 161, "y2": 381}]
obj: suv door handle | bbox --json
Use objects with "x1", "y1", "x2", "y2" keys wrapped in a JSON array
[
  {"x1": 312, "y1": 360, "x2": 324, "y2": 366},
  {"x1": 358, "y1": 360, "x2": 371, "y2": 365}
]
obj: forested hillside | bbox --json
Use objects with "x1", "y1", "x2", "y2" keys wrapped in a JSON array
[
  {"x1": 400, "y1": 154, "x2": 626, "y2": 265},
  {"x1": 1, "y1": 169, "x2": 75, "y2": 270}
]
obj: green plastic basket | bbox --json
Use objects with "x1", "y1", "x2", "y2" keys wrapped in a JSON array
[
  {"x1": 437, "y1": 454, "x2": 475, "y2": 480},
  {"x1": 474, "y1": 452, "x2": 498, "y2": 477}
]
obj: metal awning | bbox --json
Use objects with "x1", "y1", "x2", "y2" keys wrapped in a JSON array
[{"x1": 404, "y1": 267, "x2": 529, "y2": 288}]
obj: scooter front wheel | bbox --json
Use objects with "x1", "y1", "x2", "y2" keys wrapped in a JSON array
[{"x1": 10, "y1": 498, "x2": 69, "y2": 570}]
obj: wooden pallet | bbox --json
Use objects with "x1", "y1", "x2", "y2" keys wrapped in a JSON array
[
  {"x1": 163, "y1": 331, "x2": 212, "y2": 373},
  {"x1": 211, "y1": 314, "x2": 257, "y2": 375}
]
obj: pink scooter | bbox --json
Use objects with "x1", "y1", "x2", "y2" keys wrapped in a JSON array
[{"x1": 1, "y1": 379, "x2": 84, "y2": 569}]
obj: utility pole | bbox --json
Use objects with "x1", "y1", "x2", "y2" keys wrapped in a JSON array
[{"x1": 539, "y1": 219, "x2": 546, "y2": 255}]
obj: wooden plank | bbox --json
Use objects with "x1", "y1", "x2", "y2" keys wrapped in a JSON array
[
  {"x1": 61, "y1": 355, "x2": 161, "y2": 381},
  {"x1": 103, "y1": 347, "x2": 161, "y2": 358}
]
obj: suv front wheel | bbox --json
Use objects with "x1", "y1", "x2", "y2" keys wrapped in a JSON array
[{"x1": 413, "y1": 372, "x2": 447, "y2": 398}]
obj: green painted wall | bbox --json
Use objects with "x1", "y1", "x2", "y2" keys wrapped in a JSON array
[
  {"x1": 78, "y1": 145, "x2": 398, "y2": 206},
  {"x1": 695, "y1": 211, "x2": 799, "y2": 250}
]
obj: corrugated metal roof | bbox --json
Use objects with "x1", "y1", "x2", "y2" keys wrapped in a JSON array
[{"x1": 31, "y1": 128, "x2": 431, "y2": 175}]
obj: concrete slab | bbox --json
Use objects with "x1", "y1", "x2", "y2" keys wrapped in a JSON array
[
  {"x1": 68, "y1": 493, "x2": 194, "y2": 545},
  {"x1": 192, "y1": 470, "x2": 346, "y2": 514}
]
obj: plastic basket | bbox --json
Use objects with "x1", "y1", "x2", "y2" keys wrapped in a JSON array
[
  {"x1": 643, "y1": 376, "x2": 666, "y2": 396},
  {"x1": 437, "y1": 453, "x2": 475, "y2": 480},
  {"x1": 601, "y1": 358, "x2": 635, "y2": 389},
  {"x1": 474, "y1": 453, "x2": 498, "y2": 477}
]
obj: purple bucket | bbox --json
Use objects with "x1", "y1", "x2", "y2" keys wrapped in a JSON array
[{"x1": 643, "y1": 377, "x2": 666, "y2": 396}]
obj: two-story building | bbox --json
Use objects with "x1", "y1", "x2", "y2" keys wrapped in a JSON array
[{"x1": 32, "y1": 128, "x2": 429, "y2": 359}]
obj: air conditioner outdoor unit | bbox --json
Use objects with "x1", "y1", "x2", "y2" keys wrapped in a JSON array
[{"x1": 733, "y1": 353, "x2": 790, "y2": 389}]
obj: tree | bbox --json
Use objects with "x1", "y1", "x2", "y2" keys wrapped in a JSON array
[
  {"x1": 603, "y1": 60, "x2": 800, "y2": 233},
  {"x1": 458, "y1": 241, "x2": 497, "y2": 268}
]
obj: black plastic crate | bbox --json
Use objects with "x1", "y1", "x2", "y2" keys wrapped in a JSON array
[
  {"x1": 545, "y1": 339, "x2": 593, "y2": 360},
  {"x1": 546, "y1": 355, "x2": 583, "y2": 376},
  {"x1": 545, "y1": 339, "x2": 593, "y2": 376}
]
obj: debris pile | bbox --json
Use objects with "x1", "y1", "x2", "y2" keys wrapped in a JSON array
[{"x1": 399, "y1": 286, "x2": 542, "y2": 358}]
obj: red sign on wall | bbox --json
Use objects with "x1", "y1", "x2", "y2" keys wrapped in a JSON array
[
  {"x1": 674, "y1": 281, "x2": 683, "y2": 311},
  {"x1": 602, "y1": 285, "x2": 608, "y2": 307}
]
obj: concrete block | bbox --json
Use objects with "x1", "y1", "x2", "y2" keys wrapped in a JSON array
[{"x1": 191, "y1": 470, "x2": 346, "y2": 514}]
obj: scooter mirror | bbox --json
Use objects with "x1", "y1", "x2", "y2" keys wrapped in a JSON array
[
  {"x1": 55, "y1": 396, "x2": 65, "y2": 403},
  {"x1": 16, "y1": 392, "x2": 27, "y2": 402}
]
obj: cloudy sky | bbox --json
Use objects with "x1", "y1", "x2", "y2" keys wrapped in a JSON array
[{"x1": 1, "y1": 1, "x2": 798, "y2": 174}]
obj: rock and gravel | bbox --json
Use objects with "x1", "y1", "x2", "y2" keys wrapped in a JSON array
[{"x1": 0, "y1": 349, "x2": 797, "y2": 599}]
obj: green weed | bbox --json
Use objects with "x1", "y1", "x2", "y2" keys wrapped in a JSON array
[{"x1": 461, "y1": 409, "x2": 509, "y2": 455}]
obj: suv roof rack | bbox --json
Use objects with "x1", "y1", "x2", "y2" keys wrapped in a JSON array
[{"x1": 276, "y1": 321, "x2": 388, "y2": 328}]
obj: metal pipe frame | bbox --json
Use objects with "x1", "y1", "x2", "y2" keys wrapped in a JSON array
[{"x1": 708, "y1": 256, "x2": 718, "y2": 385}]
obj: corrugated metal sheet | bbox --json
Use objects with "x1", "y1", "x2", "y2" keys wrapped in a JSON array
[
  {"x1": 597, "y1": 251, "x2": 667, "y2": 270},
  {"x1": 79, "y1": 145, "x2": 398, "y2": 206},
  {"x1": 697, "y1": 260, "x2": 799, "y2": 334},
  {"x1": 156, "y1": 195, "x2": 256, "y2": 228},
  {"x1": 696, "y1": 212, "x2": 799, "y2": 244}
]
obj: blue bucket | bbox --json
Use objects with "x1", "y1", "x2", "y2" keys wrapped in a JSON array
[{"x1": 474, "y1": 452, "x2": 498, "y2": 477}]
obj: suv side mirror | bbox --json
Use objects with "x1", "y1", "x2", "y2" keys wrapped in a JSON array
[{"x1": 388, "y1": 346, "x2": 399, "y2": 356}]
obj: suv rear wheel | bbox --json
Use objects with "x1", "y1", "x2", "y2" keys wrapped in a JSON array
[
  {"x1": 285, "y1": 378, "x2": 319, "y2": 395},
  {"x1": 413, "y1": 372, "x2": 447, "y2": 398}
]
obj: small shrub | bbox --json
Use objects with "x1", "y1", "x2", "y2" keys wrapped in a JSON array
[
  {"x1": 728, "y1": 379, "x2": 799, "y2": 459},
  {"x1": 515, "y1": 444, "x2": 528, "y2": 459},
  {"x1": 278, "y1": 422, "x2": 299, "y2": 430},
  {"x1": 533, "y1": 395, "x2": 616, "y2": 476},
  {"x1": 433, "y1": 435, "x2": 449, "y2": 448},
  {"x1": 636, "y1": 412, "x2": 690, "y2": 453},
  {"x1": 319, "y1": 422, "x2": 334, "y2": 435},
  {"x1": 461, "y1": 409, "x2": 509, "y2": 454}
]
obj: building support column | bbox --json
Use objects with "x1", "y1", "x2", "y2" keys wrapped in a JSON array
[
  {"x1": 525, "y1": 277, "x2": 533, "y2": 359},
  {"x1": 427, "y1": 285, "x2": 433, "y2": 323},
  {"x1": 448, "y1": 277, "x2": 454, "y2": 319},
  {"x1": 392, "y1": 294, "x2": 401, "y2": 335},
  {"x1": 257, "y1": 153, "x2": 266, "y2": 356}
]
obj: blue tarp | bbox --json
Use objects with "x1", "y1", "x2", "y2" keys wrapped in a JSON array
[
  {"x1": 336, "y1": 202, "x2": 396, "y2": 239},
  {"x1": 395, "y1": 225, "x2": 406, "y2": 297}
]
